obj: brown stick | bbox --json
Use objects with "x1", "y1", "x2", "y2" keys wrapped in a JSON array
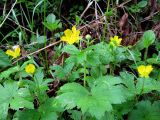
[{"x1": 12, "y1": 40, "x2": 61, "y2": 64}]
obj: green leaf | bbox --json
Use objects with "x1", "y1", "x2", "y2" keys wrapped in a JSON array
[
  {"x1": 37, "y1": 36, "x2": 47, "y2": 44},
  {"x1": 147, "y1": 58, "x2": 160, "y2": 65},
  {"x1": 10, "y1": 97, "x2": 34, "y2": 110},
  {"x1": 64, "y1": 62, "x2": 75, "y2": 74},
  {"x1": 127, "y1": 49, "x2": 141, "y2": 62},
  {"x1": 17, "y1": 88, "x2": 33, "y2": 101},
  {"x1": 105, "y1": 9, "x2": 113, "y2": 16},
  {"x1": 43, "y1": 21, "x2": 62, "y2": 31},
  {"x1": 41, "y1": 112, "x2": 57, "y2": 120},
  {"x1": 33, "y1": 69, "x2": 51, "y2": 100},
  {"x1": 0, "y1": 66, "x2": 20, "y2": 80},
  {"x1": 38, "y1": 98, "x2": 58, "y2": 120},
  {"x1": 46, "y1": 13, "x2": 56, "y2": 23},
  {"x1": 0, "y1": 103, "x2": 9, "y2": 120},
  {"x1": 76, "y1": 52, "x2": 87, "y2": 64},
  {"x1": 43, "y1": 14, "x2": 61, "y2": 31},
  {"x1": 120, "y1": 72, "x2": 136, "y2": 99},
  {"x1": 62, "y1": 45, "x2": 79, "y2": 54},
  {"x1": 101, "y1": 112, "x2": 115, "y2": 120},
  {"x1": 90, "y1": 65, "x2": 106, "y2": 78},
  {"x1": 115, "y1": 101, "x2": 135, "y2": 115},
  {"x1": 68, "y1": 71, "x2": 80, "y2": 81},
  {"x1": 92, "y1": 82, "x2": 125, "y2": 105},
  {"x1": 14, "y1": 99, "x2": 60, "y2": 120},
  {"x1": 137, "y1": 1, "x2": 147, "y2": 8},
  {"x1": 34, "y1": 68, "x2": 44, "y2": 85},
  {"x1": 0, "y1": 81, "x2": 18, "y2": 104},
  {"x1": 0, "y1": 81, "x2": 18, "y2": 119},
  {"x1": 86, "y1": 52, "x2": 101, "y2": 66},
  {"x1": 129, "y1": 100, "x2": 160, "y2": 120},
  {"x1": 57, "y1": 83, "x2": 89, "y2": 109},
  {"x1": 142, "y1": 30, "x2": 155, "y2": 48},
  {"x1": 129, "y1": 5, "x2": 140, "y2": 13},
  {"x1": 0, "y1": 49, "x2": 11, "y2": 68},
  {"x1": 10, "y1": 86, "x2": 34, "y2": 110},
  {"x1": 14, "y1": 110, "x2": 40, "y2": 120},
  {"x1": 68, "y1": 110, "x2": 82, "y2": 120},
  {"x1": 50, "y1": 65, "x2": 66, "y2": 79},
  {"x1": 136, "y1": 78, "x2": 160, "y2": 94},
  {"x1": 57, "y1": 77, "x2": 126, "y2": 119},
  {"x1": 135, "y1": 40, "x2": 145, "y2": 51},
  {"x1": 94, "y1": 43, "x2": 114, "y2": 64},
  {"x1": 95, "y1": 76, "x2": 123, "y2": 86},
  {"x1": 34, "y1": 68, "x2": 53, "y2": 91}
]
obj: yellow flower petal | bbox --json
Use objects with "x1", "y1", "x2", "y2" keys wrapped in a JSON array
[
  {"x1": 76, "y1": 30, "x2": 80, "y2": 36},
  {"x1": 72, "y1": 26, "x2": 77, "y2": 33},
  {"x1": 64, "y1": 29, "x2": 72, "y2": 37},
  {"x1": 14, "y1": 47, "x2": 21, "y2": 58},
  {"x1": 114, "y1": 36, "x2": 119, "y2": 41},
  {"x1": 61, "y1": 36, "x2": 67, "y2": 41},
  {"x1": 61, "y1": 25, "x2": 81, "y2": 44},
  {"x1": 25, "y1": 64, "x2": 36, "y2": 74},
  {"x1": 110, "y1": 37, "x2": 114, "y2": 41},
  {"x1": 6, "y1": 50, "x2": 15, "y2": 57},
  {"x1": 137, "y1": 65, "x2": 153, "y2": 78},
  {"x1": 109, "y1": 35, "x2": 122, "y2": 47},
  {"x1": 6, "y1": 46, "x2": 21, "y2": 59}
]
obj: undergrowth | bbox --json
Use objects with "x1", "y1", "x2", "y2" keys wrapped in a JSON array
[{"x1": 0, "y1": 0, "x2": 160, "y2": 120}]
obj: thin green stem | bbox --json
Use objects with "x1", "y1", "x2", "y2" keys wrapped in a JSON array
[
  {"x1": 144, "y1": 47, "x2": 148, "y2": 63},
  {"x1": 110, "y1": 47, "x2": 116, "y2": 75},
  {"x1": 83, "y1": 63, "x2": 87, "y2": 87},
  {"x1": 126, "y1": 47, "x2": 137, "y2": 67}
]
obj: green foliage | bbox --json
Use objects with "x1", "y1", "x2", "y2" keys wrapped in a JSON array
[
  {"x1": 0, "y1": 81, "x2": 33, "y2": 120},
  {"x1": 142, "y1": 30, "x2": 156, "y2": 48},
  {"x1": 136, "y1": 78, "x2": 160, "y2": 94},
  {"x1": 43, "y1": 13, "x2": 62, "y2": 31},
  {"x1": 25, "y1": 68, "x2": 53, "y2": 102},
  {"x1": 136, "y1": 30, "x2": 156, "y2": 50},
  {"x1": 14, "y1": 110, "x2": 40, "y2": 120},
  {"x1": 56, "y1": 75, "x2": 126, "y2": 119},
  {"x1": 120, "y1": 72, "x2": 136, "y2": 99},
  {"x1": 129, "y1": 100, "x2": 160, "y2": 120},
  {"x1": 0, "y1": 66, "x2": 20, "y2": 80},
  {"x1": 37, "y1": 36, "x2": 47, "y2": 44},
  {"x1": 129, "y1": 1, "x2": 148, "y2": 13},
  {"x1": 0, "y1": 49, "x2": 11, "y2": 68},
  {"x1": 62, "y1": 45, "x2": 80, "y2": 55},
  {"x1": 13, "y1": 98, "x2": 60, "y2": 120},
  {"x1": 0, "y1": 0, "x2": 160, "y2": 119}
]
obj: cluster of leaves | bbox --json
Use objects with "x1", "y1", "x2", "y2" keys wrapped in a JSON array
[
  {"x1": 129, "y1": 1, "x2": 148, "y2": 13},
  {"x1": 1, "y1": 28, "x2": 160, "y2": 119},
  {"x1": 1, "y1": 0, "x2": 160, "y2": 119}
]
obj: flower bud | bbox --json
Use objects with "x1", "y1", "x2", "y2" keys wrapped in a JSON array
[{"x1": 85, "y1": 34, "x2": 91, "y2": 40}]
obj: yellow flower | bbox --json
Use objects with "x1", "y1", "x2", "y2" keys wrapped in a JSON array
[
  {"x1": 61, "y1": 26, "x2": 81, "y2": 44},
  {"x1": 109, "y1": 36, "x2": 122, "y2": 47},
  {"x1": 25, "y1": 64, "x2": 36, "y2": 74},
  {"x1": 137, "y1": 65, "x2": 153, "y2": 78},
  {"x1": 6, "y1": 45, "x2": 21, "y2": 59}
]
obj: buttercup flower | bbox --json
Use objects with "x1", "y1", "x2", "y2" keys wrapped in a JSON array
[
  {"x1": 137, "y1": 65, "x2": 153, "y2": 78},
  {"x1": 61, "y1": 26, "x2": 81, "y2": 44},
  {"x1": 6, "y1": 45, "x2": 21, "y2": 59},
  {"x1": 109, "y1": 36, "x2": 122, "y2": 47},
  {"x1": 25, "y1": 64, "x2": 36, "y2": 74}
]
